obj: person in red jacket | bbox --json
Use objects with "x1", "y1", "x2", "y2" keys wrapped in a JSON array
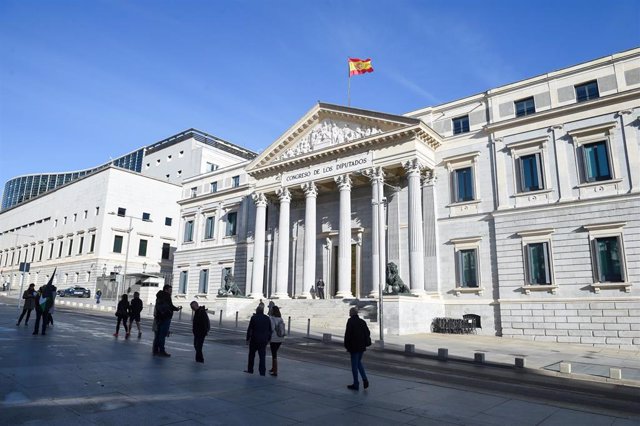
[{"x1": 344, "y1": 307, "x2": 371, "y2": 391}]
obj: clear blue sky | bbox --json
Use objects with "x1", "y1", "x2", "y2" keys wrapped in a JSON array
[{"x1": 0, "y1": 0, "x2": 638, "y2": 188}]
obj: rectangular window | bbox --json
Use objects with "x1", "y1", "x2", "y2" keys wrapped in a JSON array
[
  {"x1": 205, "y1": 216, "x2": 215, "y2": 239},
  {"x1": 231, "y1": 176, "x2": 240, "y2": 187},
  {"x1": 515, "y1": 97, "x2": 535, "y2": 117},
  {"x1": 518, "y1": 153, "x2": 544, "y2": 192},
  {"x1": 575, "y1": 80, "x2": 599, "y2": 103},
  {"x1": 89, "y1": 234, "x2": 96, "y2": 252},
  {"x1": 452, "y1": 115, "x2": 470, "y2": 135},
  {"x1": 38, "y1": 246, "x2": 44, "y2": 261},
  {"x1": 199, "y1": 269, "x2": 209, "y2": 293},
  {"x1": 73, "y1": 213, "x2": 77, "y2": 222},
  {"x1": 206, "y1": 162, "x2": 218, "y2": 172},
  {"x1": 526, "y1": 242, "x2": 551, "y2": 284},
  {"x1": 582, "y1": 141, "x2": 611, "y2": 182},
  {"x1": 49, "y1": 243, "x2": 54, "y2": 259},
  {"x1": 63, "y1": 216, "x2": 67, "y2": 224},
  {"x1": 226, "y1": 212, "x2": 237, "y2": 236},
  {"x1": 113, "y1": 235, "x2": 123, "y2": 253},
  {"x1": 190, "y1": 187, "x2": 198, "y2": 198},
  {"x1": 594, "y1": 236, "x2": 624, "y2": 282},
  {"x1": 31, "y1": 247, "x2": 35, "y2": 262},
  {"x1": 58, "y1": 241, "x2": 63, "y2": 258},
  {"x1": 117, "y1": 207, "x2": 126, "y2": 217},
  {"x1": 165, "y1": 217, "x2": 172, "y2": 226},
  {"x1": 453, "y1": 167, "x2": 474, "y2": 202},
  {"x1": 184, "y1": 220, "x2": 194, "y2": 242},
  {"x1": 142, "y1": 212, "x2": 151, "y2": 221},
  {"x1": 78, "y1": 236, "x2": 84, "y2": 254},
  {"x1": 138, "y1": 239, "x2": 148, "y2": 257},
  {"x1": 95, "y1": 206, "x2": 100, "y2": 216},
  {"x1": 210, "y1": 182, "x2": 218, "y2": 193},
  {"x1": 83, "y1": 210, "x2": 88, "y2": 219},
  {"x1": 179, "y1": 271, "x2": 188, "y2": 294},
  {"x1": 161, "y1": 243, "x2": 171, "y2": 260},
  {"x1": 456, "y1": 249, "x2": 478, "y2": 287}
]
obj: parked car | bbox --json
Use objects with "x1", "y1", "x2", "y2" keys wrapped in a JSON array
[{"x1": 57, "y1": 286, "x2": 91, "y2": 298}]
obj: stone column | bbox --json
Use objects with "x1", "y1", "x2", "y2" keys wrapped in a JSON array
[
  {"x1": 249, "y1": 193, "x2": 267, "y2": 298},
  {"x1": 404, "y1": 159, "x2": 426, "y2": 295},
  {"x1": 422, "y1": 171, "x2": 440, "y2": 293},
  {"x1": 334, "y1": 174, "x2": 353, "y2": 298},
  {"x1": 300, "y1": 182, "x2": 317, "y2": 298},
  {"x1": 274, "y1": 188, "x2": 291, "y2": 299},
  {"x1": 364, "y1": 167, "x2": 384, "y2": 297}
]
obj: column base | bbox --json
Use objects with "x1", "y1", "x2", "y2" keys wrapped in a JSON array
[
  {"x1": 248, "y1": 292, "x2": 265, "y2": 299},
  {"x1": 334, "y1": 290, "x2": 354, "y2": 299},
  {"x1": 271, "y1": 292, "x2": 291, "y2": 299}
]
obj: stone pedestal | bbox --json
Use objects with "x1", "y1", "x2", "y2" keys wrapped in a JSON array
[{"x1": 381, "y1": 296, "x2": 444, "y2": 335}]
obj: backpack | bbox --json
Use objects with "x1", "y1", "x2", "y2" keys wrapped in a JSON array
[{"x1": 276, "y1": 319, "x2": 286, "y2": 338}]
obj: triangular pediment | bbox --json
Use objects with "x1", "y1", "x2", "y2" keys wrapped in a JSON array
[{"x1": 247, "y1": 103, "x2": 421, "y2": 172}]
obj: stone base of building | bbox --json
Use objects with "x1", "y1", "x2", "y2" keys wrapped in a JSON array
[{"x1": 382, "y1": 296, "x2": 445, "y2": 335}]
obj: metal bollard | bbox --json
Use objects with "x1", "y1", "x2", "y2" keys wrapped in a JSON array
[
  {"x1": 560, "y1": 362, "x2": 571, "y2": 374},
  {"x1": 235, "y1": 311, "x2": 239, "y2": 328},
  {"x1": 609, "y1": 368, "x2": 622, "y2": 380},
  {"x1": 322, "y1": 333, "x2": 332, "y2": 343},
  {"x1": 515, "y1": 357, "x2": 526, "y2": 368},
  {"x1": 306, "y1": 318, "x2": 310, "y2": 337},
  {"x1": 149, "y1": 303, "x2": 154, "y2": 314},
  {"x1": 405, "y1": 344, "x2": 415, "y2": 354},
  {"x1": 437, "y1": 348, "x2": 448, "y2": 361},
  {"x1": 219, "y1": 310, "x2": 223, "y2": 326},
  {"x1": 474, "y1": 353, "x2": 485, "y2": 363},
  {"x1": 287, "y1": 316, "x2": 291, "y2": 336},
  {"x1": 178, "y1": 308, "x2": 182, "y2": 321}
]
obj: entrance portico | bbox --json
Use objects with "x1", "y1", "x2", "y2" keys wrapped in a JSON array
[{"x1": 245, "y1": 103, "x2": 441, "y2": 300}]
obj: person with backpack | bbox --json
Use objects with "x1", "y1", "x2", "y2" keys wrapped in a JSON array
[
  {"x1": 190, "y1": 301, "x2": 210, "y2": 363},
  {"x1": 152, "y1": 285, "x2": 182, "y2": 357},
  {"x1": 128, "y1": 291, "x2": 143, "y2": 338},
  {"x1": 268, "y1": 305, "x2": 286, "y2": 376},
  {"x1": 344, "y1": 307, "x2": 371, "y2": 391},
  {"x1": 114, "y1": 294, "x2": 130, "y2": 338}
]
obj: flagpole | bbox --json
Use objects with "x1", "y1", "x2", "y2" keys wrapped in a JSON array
[{"x1": 348, "y1": 75, "x2": 351, "y2": 107}]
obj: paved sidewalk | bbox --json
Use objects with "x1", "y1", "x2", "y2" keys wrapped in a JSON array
[{"x1": 4, "y1": 292, "x2": 640, "y2": 387}]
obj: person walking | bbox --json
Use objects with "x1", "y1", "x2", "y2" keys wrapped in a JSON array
[
  {"x1": 316, "y1": 279, "x2": 325, "y2": 299},
  {"x1": 268, "y1": 305, "x2": 285, "y2": 376},
  {"x1": 190, "y1": 301, "x2": 210, "y2": 363},
  {"x1": 244, "y1": 303, "x2": 272, "y2": 376},
  {"x1": 128, "y1": 291, "x2": 143, "y2": 338},
  {"x1": 95, "y1": 289, "x2": 102, "y2": 304},
  {"x1": 344, "y1": 307, "x2": 371, "y2": 391},
  {"x1": 114, "y1": 294, "x2": 130, "y2": 338},
  {"x1": 17, "y1": 283, "x2": 36, "y2": 326},
  {"x1": 152, "y1": 285, "x2": 182, "y2": 357}
]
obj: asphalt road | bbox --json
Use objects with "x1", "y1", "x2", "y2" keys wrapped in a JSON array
[{"x1": 1, "y1": 302, "x2": 639, "y2": 425}]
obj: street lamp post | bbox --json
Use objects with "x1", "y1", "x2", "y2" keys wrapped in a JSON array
[{"x1": 11, "y1": 232, "x2": 35, "y2": 313}]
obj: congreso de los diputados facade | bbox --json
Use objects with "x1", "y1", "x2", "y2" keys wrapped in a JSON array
[{"x1": 1, "y1": 48, "x2": 639, "y2": 348}]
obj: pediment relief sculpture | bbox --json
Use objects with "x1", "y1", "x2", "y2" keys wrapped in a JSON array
[{"x1": 277, "y1": 119, "x2": 383, "y2": 161}]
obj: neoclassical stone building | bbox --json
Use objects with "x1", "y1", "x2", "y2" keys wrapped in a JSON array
[{"x1": 173, "y1": 48, "x2": 640, "y2": 347}]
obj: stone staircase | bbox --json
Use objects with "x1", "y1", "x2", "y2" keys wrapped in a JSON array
[{"x1": 207, "y1": 297, "x2": 379, "y2": 333}]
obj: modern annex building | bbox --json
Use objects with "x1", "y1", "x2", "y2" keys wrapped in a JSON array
[
  {"x1": 0, "y1": 130, "x2": 256, "y2": 300},
  {"x1": 171, "y1": 48, "x2": 640, "y2": 348}
]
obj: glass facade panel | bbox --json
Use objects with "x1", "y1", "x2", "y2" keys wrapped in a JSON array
[
  {"x1": 575, "y1": 81, "x2": 599, "y2": 102},
  {"x1": 583, "y1": 141, "x2": 611, "y2": 182},
  {"x1": 184, "y1": 220, "x2": 194, "y2": 242},
  {"x1": 452, "y1": 115, "x2": 470, "y2": 135},
  {"x1": 199, "y1": 269, "x2": 209, "y2": 293},
  {"x1": 226, "y1": 212, "x2": 237, "y2": 236},
  {"x1": 161, "y1": 243, "x2": 170, "y2": 260},
  {"x1": 515, "y1": 97, "x2": 535, "y2": 117},
  {"x1": 179, "y1": 271, "x2": 188, "y2": 294},
  {"x1": 113, "y1": 235, "x2": 123, "y2": 253},
  {"x1": 457, "y1": 249, "x2": 478, "y2": 287},
  {"x1": 138, "y1": 239, "x2": 148, "y2": 256},
  {"x1": 453, "y1": 167, "x2": 474, "y2": 202},
  {"x1": 205, "y1": 216, "x2": 215, "y2": 239},
  {"x1": 527, "y1": 242, "x2": 551, "y2": 284},
  {"x1": 519, "y1": 153, "x2": 543, "y2": 192}
]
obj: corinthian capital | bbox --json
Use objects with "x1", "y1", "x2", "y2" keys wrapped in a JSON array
[
  {"x1": 334, "y1": 174, "x2": 352, "y2": 191},
  {"x1": 362, "y1": 167, "x2": 385, "y2": 185},
  {"x1": 421, "y1": 170, "x2": 437, "y2": 186},
  {"x1": 301, "y1": 182, "x2": 318, "y2": 198},
  {"x1": 402, "y1": 158, "x2": 425, "y2": 177},
  {"x1": 276, "y1": 187, "x2": 291, "y2": 203},
  {"x1": 251, "y1": 192, "x2": 268, "y2": 207}
]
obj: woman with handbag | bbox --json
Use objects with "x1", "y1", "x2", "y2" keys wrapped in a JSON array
[
  {"x1": 114, "y1": 294, "x2": 130, "y2": 338},
  {"x1": 343, "y1": 307, "x2": 371, "y2": 391}
]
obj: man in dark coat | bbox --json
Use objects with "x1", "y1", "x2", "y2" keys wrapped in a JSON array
[
  {"x1": 33, "y1": 274, "x2": 57, "y2": 336},
  {"x1": 152, "y1": 285, "x2": 182, "y2": 357},
  {"x1": 17, "y1": 283, "x2": 36, "y2": 326},
  {"x1": 244, "y1": 303, "x2": 272, "y2": 376},
  {"x1": 190, "y1": 301, "x2": 210, "y2": 363},
  {"x1": 316, "y1": 279, "x2": 325, "y2": 299},
  {"x1": 344, "y1": 307, "x2": 370, "y2": 390}
]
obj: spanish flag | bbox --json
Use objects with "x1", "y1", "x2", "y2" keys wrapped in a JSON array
[{"x1": 348, "y1": 58, "x2": 374, "y2": 76}]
